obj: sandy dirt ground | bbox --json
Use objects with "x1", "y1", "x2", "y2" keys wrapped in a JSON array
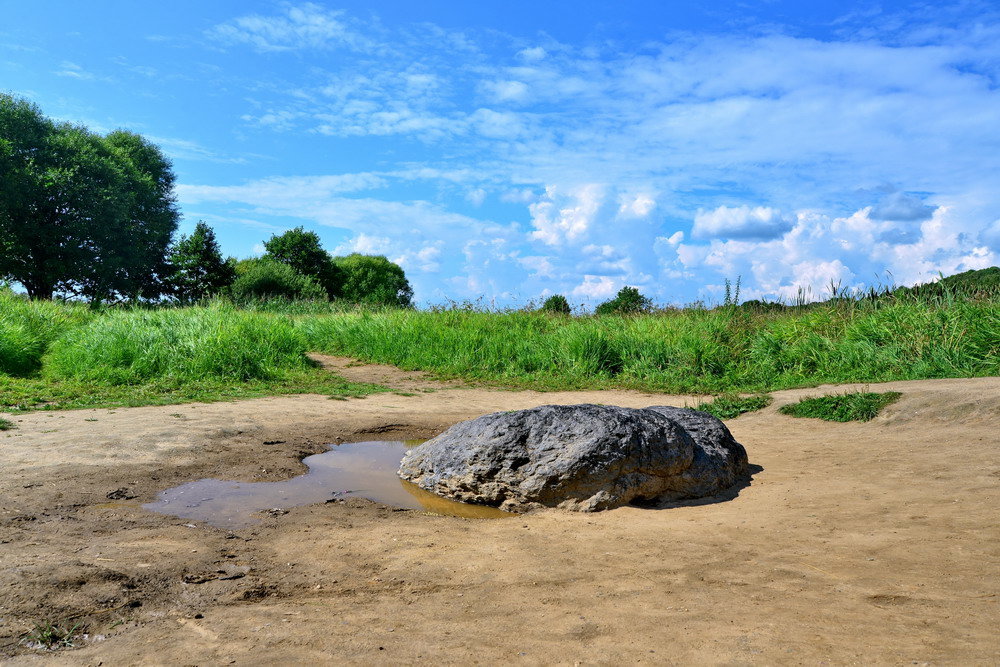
[{"x1": 1, "y1": 358, "x2": 998, "y2": 665}]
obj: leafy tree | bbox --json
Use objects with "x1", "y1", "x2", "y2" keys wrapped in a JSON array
[
  {"x1": 0, "y1": 94, "x2": 178, "y2": 301},
  {"x1": 594, "y1": 286, "x2": 653, "y2": 315},
  {"x1": 540, "y1": 294, "x2": 571, "y2": 315},
  {"x1": 165, "y1": 222, "x2": 235, "y2": 302},
  {"x1": 228, "y1": 258, "x2": 327, "y2": 301},
  {"x1": 332, "y1": 254, "x2": 413, "y2": 307},
  {"x1": 263, "y1": 227, "x2": 341, "y2": 299}
]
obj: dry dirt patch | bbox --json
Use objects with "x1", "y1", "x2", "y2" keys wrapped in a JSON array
[{"x1": 1, "y1": 373, "x2": 998, "y2": 664}]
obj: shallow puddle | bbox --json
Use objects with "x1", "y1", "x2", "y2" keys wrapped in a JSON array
[{"x1": 143, "y1": 440, "x2": 512, "y2": 527}]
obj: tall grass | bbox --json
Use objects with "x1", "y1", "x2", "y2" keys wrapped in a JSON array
[
  {"x1": 0, "y1": 290, "x2": 92, "y2": 376},
  {"x1": 296, "y1": 296, "x2": 1000, "y2": 392},
  {"x1": 44, "y1": 305, "x2": 312, "y2": 384},
  {"x1": 1, "y1": 286, "x2": 997, "y2": 409},
  {"x1": 0, "y1": 298, "x2": 383, "y2": 411}
]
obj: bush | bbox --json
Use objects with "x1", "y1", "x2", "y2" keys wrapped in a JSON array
[
  {"x1": 332, "y1": 254, "x2": 413, "y2": 307},
  {"x1": 540, "y1": 294, "x2": 571, "y2": 315},
  {"x1": 227, "y1": 258, "x2": 327, "y2": 302},
  {"x1": 263, "y1": 227, "x2": 341, "y2": 299},
  {"x1": 44, "y1": 306, "x2": 312, "y2": 384},
  {"x1": 595, "y1": 287, "x2": 653, "y2": 316}
]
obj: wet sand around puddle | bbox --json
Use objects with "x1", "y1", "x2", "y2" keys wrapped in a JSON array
[{"x1": 143, "y1": 440, "x2": 513, "y2": 526}]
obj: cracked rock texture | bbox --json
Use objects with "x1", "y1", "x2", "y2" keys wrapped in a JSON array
[{"x1": 398, "y1": 404, "x2": 749, "y2": 512}]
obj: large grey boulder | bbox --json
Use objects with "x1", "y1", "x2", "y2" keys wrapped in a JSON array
[{"x1": 398, "y1": 404, "x2": 749, "y2": 513}]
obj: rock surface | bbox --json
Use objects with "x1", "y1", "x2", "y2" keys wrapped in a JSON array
[{"x1": 398, "y1": 404, "x2": 749, "y2": 512}]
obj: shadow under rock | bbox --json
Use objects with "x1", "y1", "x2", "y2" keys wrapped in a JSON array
[{"x1": 631, "y1": 463, "x2": 765, "y2": 510}]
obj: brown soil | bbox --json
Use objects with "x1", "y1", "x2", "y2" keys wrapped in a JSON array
[{"x1": 1, "y1": 368, "x2": 998, "y2": 665}]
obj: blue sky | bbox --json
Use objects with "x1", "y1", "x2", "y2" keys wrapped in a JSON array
[{"x1": 3, "y1": 1, "x2": 999, "y2": 306}]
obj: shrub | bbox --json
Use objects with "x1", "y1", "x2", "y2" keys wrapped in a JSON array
[
  {"x1": 595, "y1": 287, "x2": 653, "y2": 316},
  {"x1": 227, "y1": 258, "x2": 327, "y2": 302},
  {"x1": 263, "y1": 226, "x2": 341, "y2": 299},
  {"x1": 331, "y1": 254, "x2": 413, "y2": 307},
  {"x1": 540, "y1": 294, "x2": 571, "y2": 315}
]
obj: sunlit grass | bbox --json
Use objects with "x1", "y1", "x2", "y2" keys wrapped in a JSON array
[
  {"x1": 0, "y1": 286, "x2": 996, "y2": 412},
  {"x1": 295, "y1": 296, "x2": 1000, "y2": 393},
  {"x1": 779, "y1": 391, "x2": 903, "y2": 422},
  {"x1": 695, "y1": 393, "x2": 773, "y2": 420},
  {"x1": 0, "y1": 296, "x2": 385, "y2": 412}
]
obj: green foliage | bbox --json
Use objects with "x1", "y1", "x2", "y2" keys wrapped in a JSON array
[
  {"x1": 0, "y1": 288, "x2": 92, "y2": 376},
  {"x1": 723, "y1": 277, "x2": 742, "y2": 307},
  {"x1": 0, "y1": 297, "x2": 386, "y2": 412},
  {"x1": 894, "y1": 267, "x2": 1000, "y2": 300},
  {"x1": 296, "y1": 296, "x2": 1000, "y2": 393},
  {"x1": 540, "y1": 294, "x2": 571, "y2": 315},
  {"x1": 165, "y1": 221, "x2": 235, "y2": 302},
  {"x1": 0, "y1": 416, "x2": 15, "y2": 430},
  {"x1": 0, "y1": 94, "x2": 178, "y2": 301},
  {"x1": 0, "y1": 272, "x2": 995, "y2": 414},
  {"x1": 22, "y1": 620, "x2": 83, "y2": 650},
  {"x1": 332, "y1": 253, "x2": 413, "y2": 307},
  {"x1": 739, "y1": 299, "x2": 787, "y2": 312},
  {"x1": 228, "y1": 258, "x2": 327, "y2": 302},
  {"x1": 695, "y1": 393, "x2": 772, "y2": 420},
  {"x1": 595, "y1": 286, "x2": 653, "y2": 316},
  {"x1": 263, "y1": 226, "x2": 341, "y2": 298},
  {"x1": 779, "y1": 391, "x2": 902, "y2": 422},
  {"x1": 44, "y1": 306, "x2": 312, "y2": 384}
]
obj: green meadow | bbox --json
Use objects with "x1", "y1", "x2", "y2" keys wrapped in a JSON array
[{"x1": 0, "y1": 280, "x2": 997, "y2": 413}]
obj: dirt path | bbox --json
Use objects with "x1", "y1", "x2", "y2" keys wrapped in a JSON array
[
  {"x1": 1, "y1": 371, "x2": 998, "y2": 664},
  {"x1": 308, "y1": 353, "x2": 467, "y2": 391}
]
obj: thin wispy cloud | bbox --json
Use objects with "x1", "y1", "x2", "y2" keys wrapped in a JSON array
[
  {"x1": 53, "y1": 61, "x2": 95, "y2": 80},
  {"x1": 206, "y1": 3, "x2": 377, "y2": 53},
  {"x1": 9, "y1": 2, "x2": 997, "y2": 305},
  {"x1": 147, "y1": 136, "x2": 251, "y2": 165}
]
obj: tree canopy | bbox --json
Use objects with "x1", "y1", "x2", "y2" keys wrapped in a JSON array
[
  {"x1": 595, "y1": 286, "x2": 653, "y2": 315},
  {"x1": 540, "y1": 294, "x2": 572, "y2": 315},
  {"x1": 0, "y1": 94, "x2": 178, "y2": 300},
  {"x1": 165, "y1": 221, "x2": 235, "y2": 302},
  {"x1": 332, "y1": 253, "x2": 413, "y2": 307},
  {"x1": 263, "y1": 227, "x2": 341, "y2": 299}
]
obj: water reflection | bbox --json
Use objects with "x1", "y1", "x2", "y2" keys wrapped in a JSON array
[{"x1": 143, "y1": 440, "x2": 512, "y2": 527}]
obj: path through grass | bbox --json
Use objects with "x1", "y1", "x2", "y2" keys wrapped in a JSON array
[
  {"x1": 0, "y1": 297, "x2": 384, "y2": 412},
  {"x1": 1, "y1": 288, "x2": 996, "y2": 412},
  {"x1": 296, "y1": 297, "x2": 999, "y2": 393}
]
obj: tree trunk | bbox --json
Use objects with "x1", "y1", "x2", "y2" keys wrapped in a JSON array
[{"x1": 24, "y1": 280, "x2": 53, "y2": 300}]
